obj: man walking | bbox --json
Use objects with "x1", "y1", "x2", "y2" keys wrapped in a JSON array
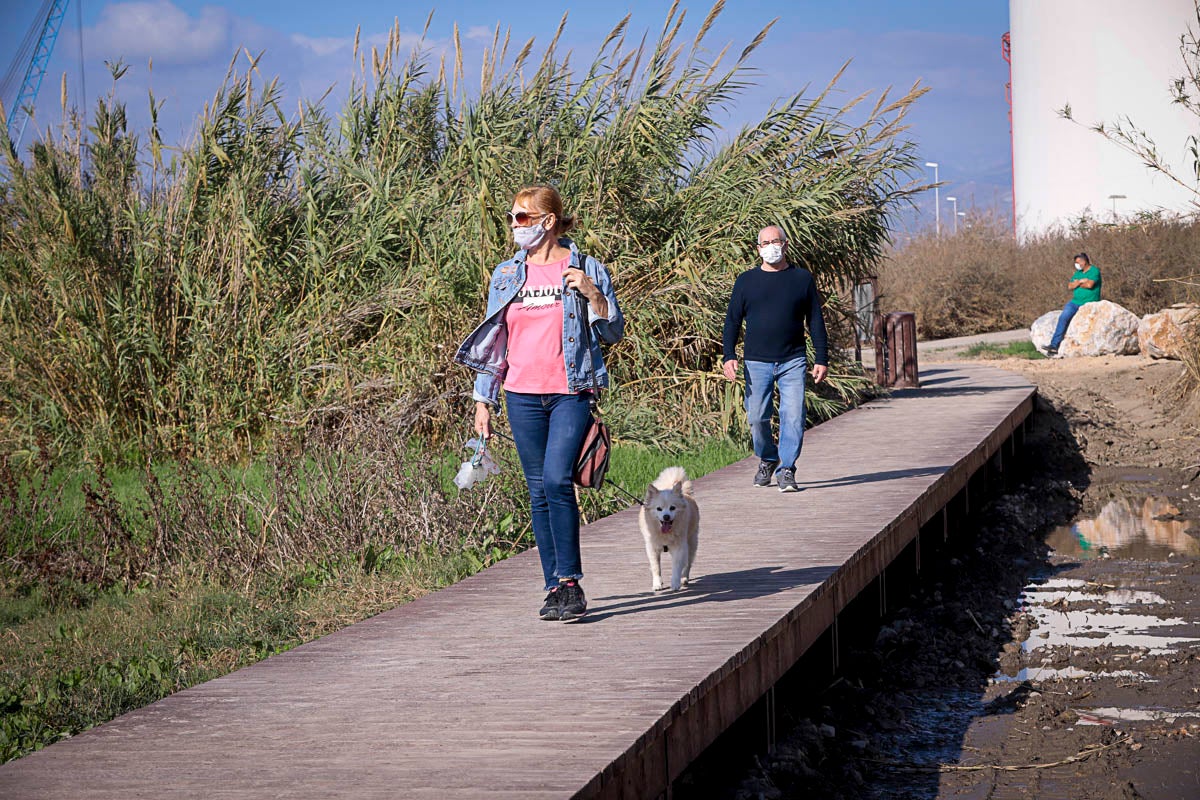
[
  {"x1": 1045, "y1": 252, "x2": 1102, "y2": 356},
  {"x1": 722, "y1": 225, "x2": 828, "y2": 492}
]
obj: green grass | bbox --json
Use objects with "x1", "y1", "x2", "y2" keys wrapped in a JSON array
[
  {"x1": 606, "y1": 438, "x2": 747, "y2": 493},
  {"x1": 959, "y1": 340, "x2": 1045, "y2": 360},
  {"x1": 3, "y1": 459, "x2": 275, "y2": 554}
]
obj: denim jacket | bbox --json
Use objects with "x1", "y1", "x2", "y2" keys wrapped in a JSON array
[{"x1": 454, "y1": 239, "x2": 625, "y2": 406}]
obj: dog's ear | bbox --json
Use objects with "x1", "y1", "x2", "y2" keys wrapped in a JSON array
[
  {"x1": 671, "y1": 480, "x2": 683, "y2": 495},
  {"x1": 645, "y1": 485, "x2": 659, "y2": 502}
]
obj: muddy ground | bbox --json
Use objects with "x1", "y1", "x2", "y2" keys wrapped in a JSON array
[{"x1": 719, "y1": 355, "x2": 1200, "y2": 799}]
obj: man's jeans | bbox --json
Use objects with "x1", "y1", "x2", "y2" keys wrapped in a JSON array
[
  {"x1": 505, "y1": 391, "x2": 592, "y2": 591},
  {"x1": 1049, "y1": 301, "x2": 1080, "y2": 349},
  {"x1": 744, "y1": 356, "x2": 808, "y2": 471}
]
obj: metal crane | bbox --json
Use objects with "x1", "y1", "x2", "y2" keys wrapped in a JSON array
[{"x1": 2, "y1": 0, "x2": 73, "y2": 151}]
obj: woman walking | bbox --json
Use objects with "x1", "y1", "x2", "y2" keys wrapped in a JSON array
[{"x1": 455, "y1": 186, "x2": 624, "y2": 621}]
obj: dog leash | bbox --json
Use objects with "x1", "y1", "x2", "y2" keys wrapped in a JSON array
[
  {"x1": 605, "y1": 480, "x2": 644, "y2": 506},
  {"x1": 485, "y1": 430, "x2": 644, "y2": 506}
]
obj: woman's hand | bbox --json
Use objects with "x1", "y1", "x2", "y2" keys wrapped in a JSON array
[
  {"x1": 564, "y1": 267, "x2": 607, "y2": 317},
  {"x1": 474, "y1": 402, "x2": 492, "y2": 439},
  {"x1": 563, "y1": 268, "x2": 601, "y2": 303}
]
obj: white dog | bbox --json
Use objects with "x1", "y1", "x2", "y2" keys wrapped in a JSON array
[{"x1": 639, "y1": 466, "x2": 701, "y2": 592}]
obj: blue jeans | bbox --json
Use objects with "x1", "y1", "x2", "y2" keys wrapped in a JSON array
[
  {"x1": 1049, "y1": 301, "x2": 1080, "y2": 349},
  {"x1": 744, "y1": 356, "x2": 808, "y2": 471},
  {"x1": 505, "y1": 391, "x2": 592, "y2": 591}
]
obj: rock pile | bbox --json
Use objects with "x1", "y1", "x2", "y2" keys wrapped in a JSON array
[{"x1": 1030, "y1": 300, "x2": 1140, "y2": 356}]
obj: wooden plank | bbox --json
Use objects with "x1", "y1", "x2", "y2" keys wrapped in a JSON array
[{"x1": 0, "y1": 364, "x2": 1035, "y2": 799}]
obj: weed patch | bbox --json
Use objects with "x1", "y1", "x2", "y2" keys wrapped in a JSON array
[{"x1": 959, "y1": 341, "x2": 1046, "y2": 360}]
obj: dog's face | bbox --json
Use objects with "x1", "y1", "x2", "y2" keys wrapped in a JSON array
[{"x1": 645, "y1": 481, "x2": 686, "y2": 535}]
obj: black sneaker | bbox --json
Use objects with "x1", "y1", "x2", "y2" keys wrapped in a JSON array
[
  {"x1": 558, "y1": 580, "x2": 587, "y2": 621},
  {"x1": 777, "y1": 467, "x2": 799, "y2": 493},
  {"x1": 1044, "y1": 345, "x2": 1058, "y2": 356},
  {"x1": 539, "y1": 587, "x2": 562, "y2": 621},
  {"x1": 754, "y1": 461, "x2": 778, "y2": 487}
]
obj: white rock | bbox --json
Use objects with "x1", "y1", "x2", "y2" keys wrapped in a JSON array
[
  {"x1": 1029, "y1": 300, "x2": 1140, "y2": 356},
  {"x1": 1030, "y1": 310, "x2": 1059, "y2": 351}
]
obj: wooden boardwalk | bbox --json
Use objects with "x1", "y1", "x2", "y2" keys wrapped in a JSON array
[{"x1": 0, "y1": 363, "x2": 1035, "y2": 799}]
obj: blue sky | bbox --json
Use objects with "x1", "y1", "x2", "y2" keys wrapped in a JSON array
[{"x1": 1, "y1": 1, "x2": 1013, "y2": 230}]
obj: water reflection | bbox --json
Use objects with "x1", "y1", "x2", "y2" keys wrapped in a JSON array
[{"x1": 1046, "y1": 496, "x2": 1200, "y2": 560}]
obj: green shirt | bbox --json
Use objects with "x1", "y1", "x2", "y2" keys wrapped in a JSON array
[{"x1": 1071, "y1": 265, "x2": 1101, "y2": 304}]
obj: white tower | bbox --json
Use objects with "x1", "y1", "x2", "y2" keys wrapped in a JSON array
[{"x1": 1010, "y1": 0, "x2": 1198, "y2": 236}]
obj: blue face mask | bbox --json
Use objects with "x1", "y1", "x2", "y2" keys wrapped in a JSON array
[{"x1": 514, "y1": 223, "x2": 549, "y2": 251}]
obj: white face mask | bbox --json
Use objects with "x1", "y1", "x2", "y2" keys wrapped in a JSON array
[
  {"x1": 513, "y1": 222, "x2": 549, "y2": 251},
  {"x1": 760, "y1": 243, "x2": 785, "y2": 264},
  {"x1": 1073, "y1": 262, "x2": 1084, "y2": 272}
]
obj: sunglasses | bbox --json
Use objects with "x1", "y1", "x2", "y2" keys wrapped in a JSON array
[{"x1": 505, "y1": 211, "x2": 548, "y2": 226}]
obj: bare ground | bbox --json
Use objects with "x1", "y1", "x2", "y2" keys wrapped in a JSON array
[{"x1": 727, "y1": 354, "x2": 1200, "y2": 800}]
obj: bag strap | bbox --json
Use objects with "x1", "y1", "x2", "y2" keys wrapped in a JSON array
[{"x1": 572, "y1": 251, "x2": 603, "y2": 406}]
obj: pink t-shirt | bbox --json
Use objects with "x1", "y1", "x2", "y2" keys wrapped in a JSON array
[{"x1": 503, "y1": 256, "x2": 570, "y2": 394}]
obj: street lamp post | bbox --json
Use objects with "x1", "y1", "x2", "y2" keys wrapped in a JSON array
[
  {"x1": 1107, "y1": 193, "x2": 1127, "y2": 222},
  {"x1": 945, "y1": 196, "x2": 959, "y2": 233},
  {"x1": 957, "y1": 211, "x2": 966, "y2": 230},
  {"x1": 925, "y1": 161, "x2": 940, "y2": 236}
]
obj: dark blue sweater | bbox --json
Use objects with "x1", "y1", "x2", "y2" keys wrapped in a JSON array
[{"x1": 722, "y1": 264, "x2": 829, "y2": 365}]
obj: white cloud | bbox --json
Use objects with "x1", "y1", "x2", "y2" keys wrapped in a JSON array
[
  {"x1": 465, "y1": 25, "x2": 495, "y2": 42},
  {"x1": 88, "y1": 0, "x2": 231, "y2": 65},
  {"x1": 291, "y1": 33, "x2": 352, "y2": 57},
  {"x1": 290, "y1": 29, "x2": 434, "y2": 60}
]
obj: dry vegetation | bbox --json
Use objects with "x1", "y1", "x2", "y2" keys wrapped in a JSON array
[{"x1": 879, "y1": 212, "x2": 1200, "y2": 341}]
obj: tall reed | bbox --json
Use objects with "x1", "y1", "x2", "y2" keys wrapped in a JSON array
[{"x1": 1, "y1": 2, "x2": 925, "y2": 461}]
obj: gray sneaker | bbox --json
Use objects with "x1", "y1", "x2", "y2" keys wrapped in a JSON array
[
  {"x1": 754, "y1": 461, "x2": 778, "y2": 487},
  {"x1": 777, "y1": 467, "x2": 800, "y2": 492}
]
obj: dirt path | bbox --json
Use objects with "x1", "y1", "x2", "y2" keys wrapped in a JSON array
[{"x1": 725, "y1": 354, "x2": 1200, "y2": 800}]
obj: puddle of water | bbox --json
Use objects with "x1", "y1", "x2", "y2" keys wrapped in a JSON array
[
  {"x1": 1017, "y1": 597, "x2": 1200, "y2": 652},
  {"x1": 1020, "y1": 607, "x2": 1198, "y2": 655},
  {"x1": 992, "y1": 574, "x2": 1200, "y2": 684},
  {"x1": 990, "y1": 665, "x2": 1148, "y2": 683},
  {"x1": 1046, "y1": 496, "x2": 1200, "y2": 560},
  {"x1": 1029, "y1": 588, "x2": 1166, "y2": 607},
  {"x1": 1076, "y1": 707, "x2": 1200, "y2": 726}
]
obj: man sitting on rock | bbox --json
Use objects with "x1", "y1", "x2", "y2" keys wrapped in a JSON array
[{"x1": 1045, "y1": 252, "x2": 1102, "y2": 356}]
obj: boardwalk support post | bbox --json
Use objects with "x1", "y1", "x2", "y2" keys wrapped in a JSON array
[{"x1": 765, "y1": 687, "x2": 777, "y2": 755}]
